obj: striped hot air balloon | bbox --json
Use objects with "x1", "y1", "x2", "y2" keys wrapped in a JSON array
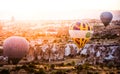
[
  {"x1": 3, "y1": 36, "x2": 29, "y2": 64},
  {"x1": 69, "y1": 22, "x2": 93, "y2": 49}
]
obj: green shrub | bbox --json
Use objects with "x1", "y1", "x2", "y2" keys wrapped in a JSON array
[
  {"x1": 71, "y1": 61, "x2": 75, "y2": 66},
  {"x1": 55, "y1": 70, "x2": 66, "y2": 74},
  {"x1": 107, "y1": 61, "x2": 114, "y2": 69},
  {"x1": 94, "y1": 72, "x2": 99, "y2": 74},
  {"x1": 0, "y1": 69, "x2": 9, "y2": 74},
  {"x1": 28, "y1": 63, "x2": 36, "y2": 68},
  {"x1": 35, "y1": 68, "x2": 46, "y2": 74},
  {"x1": 75, "y1": 65, "x2": 83, "y2": 71},
  {"x1": 15, "y1": 66, "x2": 21, "y2": 71},
  {"x1": 75, "y1": 65, "x2": 83, "y2": 74},
  {"x1": 66, "y1": 63, "x2": 72, "y2": 66},
  {"x1": 21, "y1": 64, "x2": 28, "y2": 70},
  {"x1": 109, "y1": 72, "x2": 115, "y2": 74},
  {"x1": 59, "y1": 63, "x2": 64, "y2": 66},
  {"x1": 50, "y1": 64, "x2": 55, "y2": 69},
  {"x1": 82, "y1": 63, "x2": 90, "y2": 70},
  {"x1": 28, "y1": 68, "x2": 35, "y2": 73},
  {"x1": 87, "y1": 71, "x2": 93, "y2": 74},
  {"x1": 0, "y1": 64, "x2": 3, "y2": 67}
]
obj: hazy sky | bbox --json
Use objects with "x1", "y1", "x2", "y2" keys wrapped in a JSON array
[{"x1": 0, "y1": 0, "x2": 119, "y2": 20}]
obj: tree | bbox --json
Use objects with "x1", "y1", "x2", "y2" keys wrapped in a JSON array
[
  {"x1": 55, "y1": 70, "x2": 65, "y2": 74},
  {"x1": 50, "y1": 64, "x2": 55, "y2": 69},
  {"x1": 71, "y1": 61, "x2": 75, "y2": 66},
  {"x1": 75, "y1": 65, "x2": 83, "y2": 74},
  {"x1": 35, "y1": 68, "x2": 46, "y2": 74},
  {"x1": 0, "y1": 69, "x2": 9, "y2": 74}
]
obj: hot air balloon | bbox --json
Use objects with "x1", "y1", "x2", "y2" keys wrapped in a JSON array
[
  {"x1": 3, "y1": 36, "x2": 29, "y2": 64},
  {"x1": 100, "y1": 12, "x2": 113, "y2": 27},
  {"x1": 69, "y1": 22, "x2": 93, "y2": 49}
]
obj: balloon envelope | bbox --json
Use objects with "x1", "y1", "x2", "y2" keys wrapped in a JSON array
[
  {"x1": 3, "y1": 36, "x2": 29, "y2": 64},
  {"x1": 100, "y1": 12, "x2": 113, "y2": 27},
  {"x1": 69, "y1": 22, "x2": 93, "y2": 48}
]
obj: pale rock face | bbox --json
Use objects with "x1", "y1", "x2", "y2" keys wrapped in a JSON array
[
  {"x1": 96, "y1": 51, "x2": 101, "y2": 57},
  {"x1": 80, "y1": 44, "x2": 91, "y2": 55},
  {"x1": 27, "y1": 55, "x2": 34, "y2": 62},
  {"x1": 41, "y1": 44, "x2": 49, "y2": 52},
  {"x1": 104, "y1": 54, "x2": 114, "y2": 60},
  {"x1": 78, "y1": 44, "x2": 120, "y2": 65},
  {"x1": 65, "y1": 44, "x2": 71, "y2": 56},
  {"x1": 80, "y1": 48, "x2": 87, "y2": 55},
  {"x1": 26, "y1": 38, "x2": 120, "y2": 64},
  {"x1": 51, "y1": 43, "x2": 57, "y2": 53}
]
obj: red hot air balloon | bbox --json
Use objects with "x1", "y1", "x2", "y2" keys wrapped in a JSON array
[
  {"x1": 100, "y1": 12, "x2": 113, "y2": 27},
  {"x1": 3, "y1": 36, "x2": 29, "y2": 64}
]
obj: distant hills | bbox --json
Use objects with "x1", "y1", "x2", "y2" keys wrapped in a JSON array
[
  {"x1": 0, "y1": 10, "x2": 119, "y2": 20},
  {"x1": 111, "y1": 10, "x2": 120, "y2": 20}
]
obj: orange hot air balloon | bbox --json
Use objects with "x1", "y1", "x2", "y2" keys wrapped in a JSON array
[{"x1": 69, "y1": 22, "x2": 93, "y2": 49}]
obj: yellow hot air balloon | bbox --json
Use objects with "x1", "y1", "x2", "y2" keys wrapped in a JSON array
[{"x1": 69, "y1": 22, "x2": 93, "y2": 49}]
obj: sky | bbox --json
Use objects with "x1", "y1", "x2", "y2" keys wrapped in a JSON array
[{"x1": 0, "y1": 0, "x2": 119, "y2": 20}]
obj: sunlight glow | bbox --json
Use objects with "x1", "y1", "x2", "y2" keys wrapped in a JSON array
[{"x1": 0, "y1": 0, "x2": 119, "y2": 20}]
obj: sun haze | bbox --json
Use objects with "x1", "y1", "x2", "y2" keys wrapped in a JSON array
[{"x1": 0, "y1": 0, "x2": 119, "y2": 20}]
